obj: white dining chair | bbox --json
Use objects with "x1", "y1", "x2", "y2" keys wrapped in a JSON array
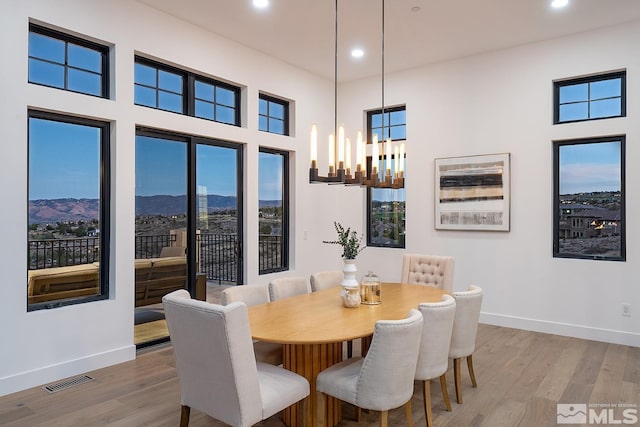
[
  {"x1": 415, "y1": 294, "x2": 457, "y2": 426},
  {"x1": 268, "y1": 276, "x2": 310, "y2": 301},
  {"x1": 162, "y1": 290, "x2": 309, "y2": 427},
  {"x1": 316, "y1": 309, "x2": 424, "y2": 427},
  {"x1": 400, "y1": 254, "x2": 455, "y2": 292},
  {"x1": 310, "y1": 270, "x2": 343, "y2": 292},
  {"x1": 449, "y1": 284, "x2": 483, "y2": 404},
  {"x1": 221, "y1": 284, "x2": 282, "y2": 366}
]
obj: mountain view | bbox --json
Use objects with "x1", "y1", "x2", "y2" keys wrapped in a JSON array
[{"x1": 29, "y1": 196, "x2": 281, "y2": 223}]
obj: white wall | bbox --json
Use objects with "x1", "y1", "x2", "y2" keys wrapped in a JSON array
[
  {"x1": 2, "y1": 0, "x2": 638, "y2": 397},
  {"x1": 339, "y1": 20, "x2": 640, "y2": 347},
  {"x1": 0, "y1": 0, "x2": 340, "y2": 396}
]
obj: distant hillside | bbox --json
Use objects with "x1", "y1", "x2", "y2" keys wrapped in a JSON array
[{"x1": 29, "y1": 196, "x2": 281, "y2": 223}]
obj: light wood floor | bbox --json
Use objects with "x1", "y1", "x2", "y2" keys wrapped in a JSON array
[{"x1": 2, "y1": 320, "x2": 639, "y2": 427}]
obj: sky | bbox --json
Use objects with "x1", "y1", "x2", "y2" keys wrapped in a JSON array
[
  {"x1": 559, "y1": 140, "x2": 621, "y2": 194},
  {"x1": 29, "y1": 124, "x2": 283, "y2": 201}
]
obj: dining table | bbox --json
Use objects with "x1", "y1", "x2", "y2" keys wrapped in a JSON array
[{"x1": 247, "y1": 282, "x2": 448, "y2": 427}]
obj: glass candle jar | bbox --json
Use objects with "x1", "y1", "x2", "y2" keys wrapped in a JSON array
[{"x1": 361, "y1": 271, "x2": 381, "y2": 305}]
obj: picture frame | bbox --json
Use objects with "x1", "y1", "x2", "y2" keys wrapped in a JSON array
[{"x1": 434, "y1": 153, "x2": 510, "y2": 231}]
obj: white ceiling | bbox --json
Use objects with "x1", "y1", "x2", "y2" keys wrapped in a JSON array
[{"x1": 138, "y1": 0, "x2": 640, "y2": 82}]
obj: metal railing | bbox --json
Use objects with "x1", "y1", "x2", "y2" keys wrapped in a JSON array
[
  {"x1": 28, "y1": 233, "x2": 283, "y2": 283},
  {"x1": 28, "y1": 237, "x2": 100, "y2": 269},
  {"x1": 258, "y1": 234, "x2": 284, "y2": 274}
]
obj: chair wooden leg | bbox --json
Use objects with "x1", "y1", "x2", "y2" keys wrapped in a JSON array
[
  {"x1": 454, "y1": 357, "x2": 463, "y2": 404},
  {"x1": 380, "y1": 410, "x2": 389, "y2": 427},
  {"x1": 467, "y1": 354, "x2": 477, "y2": 387},
  {"x1": 439, "y1": 373, "x2": 452, "y2": 412},
  {"x1": 422, "y1": 380, "x2": 433, "y2": 427},
  {"x1": 180, "y1": 405, "x2": 190, "y2": 427},
  {"x1": 317, "y1": 391, "x2": 326, "y2": 427},
  {"x1": 405, "y1": 399, "x2": 415, "y2": 427}
]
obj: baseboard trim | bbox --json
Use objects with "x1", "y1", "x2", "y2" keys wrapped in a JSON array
[
  {"x1": 481, "y1": 312, "x2": 640, "y2": 347},
  {"x1": 0, "y1": 345, "x2": 136, "y2": 397}
]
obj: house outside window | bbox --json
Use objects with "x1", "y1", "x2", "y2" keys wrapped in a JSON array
[
  {"x1": 366, "y1": 106, "x2": 406, "y2": 248},
  {"x1": 28, "y1": 24, "x2": 109, "y2": 98}
]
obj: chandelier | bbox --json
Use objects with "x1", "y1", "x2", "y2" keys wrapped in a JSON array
[{"x1": 309, "y1": 0, "x2": 405, "y2": 189}]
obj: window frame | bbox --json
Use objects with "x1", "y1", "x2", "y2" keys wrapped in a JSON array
[
  {"x1": 134, "y1": 56, "x2": 241, "y2": 126},
  {"x1": 552, "y1": 135, "x2": 626, "y2": 261},
  {"x1": 27, "y1": 110, "x2": 111, "y2": 311},
  {"x1": 258, "y1": 147, "x2": 290, "y2": 274},
  {"x1": 366, "y1": 105, "x2": 406, "y2": 143},
  {"x1": 258, "y1": 93, "x2": 290, "y2": 136},
  {"x1": 28, "y1": 23, "x2": 110, "y2": 98},
  {"x1": 553, "y1": 71, "x2": 626, "y2": 124},
  {"x1": 366, "y1": 106, "x2": 406, "y2": 249}
]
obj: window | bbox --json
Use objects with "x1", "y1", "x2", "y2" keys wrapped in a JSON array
[
  {"x1": 28, "y1": 24, "x2": 109, "y2": 97},
  {"x1": 366, "y1": 106, "x2": 406, "y2": 248},
  {"x1": 367, "y1": 106, "x2": 406, "y2": 142},
  {"x1": 554, "y1": 71, "x2": 625, "y2": 124},
  {"x1": 553, "y1": 136, "x2": 625, "y2": 261},
  {"x1": 259, "y1": 94, "x2": 289, "y2": 135},
  {"x1": 258, "y1": 148, "x2": 289, "y2": 273},
  {"x1": 28, "y1": 111, "x2": 110, "y2": 310},
  {"x1": 134, "y1": 57, "x2": 241, "y2": 126},
  {"x1": 134, "y1": 60, "x2": 184, "y2": 113}
]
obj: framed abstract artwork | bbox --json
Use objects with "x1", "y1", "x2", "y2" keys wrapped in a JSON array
[{"x1": 435, "y1": 153, "x2": 510, "y2": 231}]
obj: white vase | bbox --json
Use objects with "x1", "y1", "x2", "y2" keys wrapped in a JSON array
[{"x1": 342, "y1": 258, "x2": 359, "y2": 288}]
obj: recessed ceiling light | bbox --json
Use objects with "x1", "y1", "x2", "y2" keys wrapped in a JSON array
[
  {"x1": 351, "y1": 48, "x2": 364, "y2": 59},
  {"x1": 253, "y1": 0, "x2": 269, "y2": 9},
  {"x1": 411, "y1": 6, "x2": 421, "y2": 13},
  {"x1": 551, "y1": 0, "x2": 569, "y2": 8}
]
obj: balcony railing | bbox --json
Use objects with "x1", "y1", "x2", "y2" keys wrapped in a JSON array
[{"x1": 28, "y1": 233, "x2": 283, "y2": 284}]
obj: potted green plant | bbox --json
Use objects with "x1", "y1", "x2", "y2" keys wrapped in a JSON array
[{"x1": 324, "y1": 222, "x2": 365, "y2": 307}]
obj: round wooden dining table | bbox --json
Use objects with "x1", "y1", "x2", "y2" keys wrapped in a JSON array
[{"x1": 247, "y1": 282, "x2": 448, "y2": 427}]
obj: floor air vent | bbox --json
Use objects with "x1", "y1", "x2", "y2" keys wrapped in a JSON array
[{"x1": 43, "y1": 375, "x2": 94, "y2": 393}]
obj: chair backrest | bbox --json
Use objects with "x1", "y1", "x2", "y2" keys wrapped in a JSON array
[
  {"x1": 416, "y1": 294, "x2": 456, "y2": 381},
  {"x1": 310, "y1": 270, "x2": 343, "y2": 292},
  {"x1": 400, "y1": 254, "x2": 455, "y2": 292},
  {"x1": 221, "y1": 284, "x2": 270, "y2": 306},
  {"x1": 162, "y1": 290, "x2": 263, "y2": 427},
  {"x1": 449, "y1": 285, "x2": 483, "y2": 359},
  {"x1": 268, "y1": 276, "x2": 310, "y2": 301},
  {"x1": 355, "y1": 309, "x2": 424, "y2": 411}
]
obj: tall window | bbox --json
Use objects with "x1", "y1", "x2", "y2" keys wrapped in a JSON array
[
  {"x1": 134, "y1": 57, "x2": 241, "y2": 126},
  {"x1": 553, "y1": 136, "x2": 625, "y2": 261},
  {"x1": 554, "y1": 71, "x2": 625, "y2": 124},
  {"x1": 259, "y1": 94, "x2": 289, "y2": 135},
  {"x1": 28, "y1": 24, "x2": 109, "y2": 98},
  {"x1": 258, "y1": 148, "x2": 289, "y2": 273},
  {"x1": 366, "y1": 106, "x2": 406, "y2": 248},
  {"x1": 28, "y1": 111, "x2": 110, "y2": 310}
]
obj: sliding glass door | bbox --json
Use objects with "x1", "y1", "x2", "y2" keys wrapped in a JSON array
[{"x1": 134, "y1": 130, "x2": 242, "y2": 347}]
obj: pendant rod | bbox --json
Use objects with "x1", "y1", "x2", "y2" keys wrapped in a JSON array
[
  {"x1": 381, "y1": 0, "x2": 385, "y2": 135},
  {"x1": 334, "y1": 0, "x2": 338, "y2": 140}
]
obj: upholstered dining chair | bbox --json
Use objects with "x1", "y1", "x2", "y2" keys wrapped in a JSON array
[
  {"x1": 415, "y1": 295, "x2": 457, "y2": 427},
  {"x1": 221, "y1": 284, "x2": 283, "y2": 366},
  {"x1": 400, "y1": 254, "x2": 455, "y2": 292},
  {"x1": 162, "y1": 290, "x2": 310, "y2": 427},
  {"x1": 449, "y1": 285, "x2": 483, "y2": 404},
  {"x1": 316, "y1": 309, "x2": 424, "y2": 427},
  {"x1": 309, "y1": 270, "x2": 343, "y2": 292},
  {"x1": 268, "y1": 276, "x2": 310, "y2": 301}
]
